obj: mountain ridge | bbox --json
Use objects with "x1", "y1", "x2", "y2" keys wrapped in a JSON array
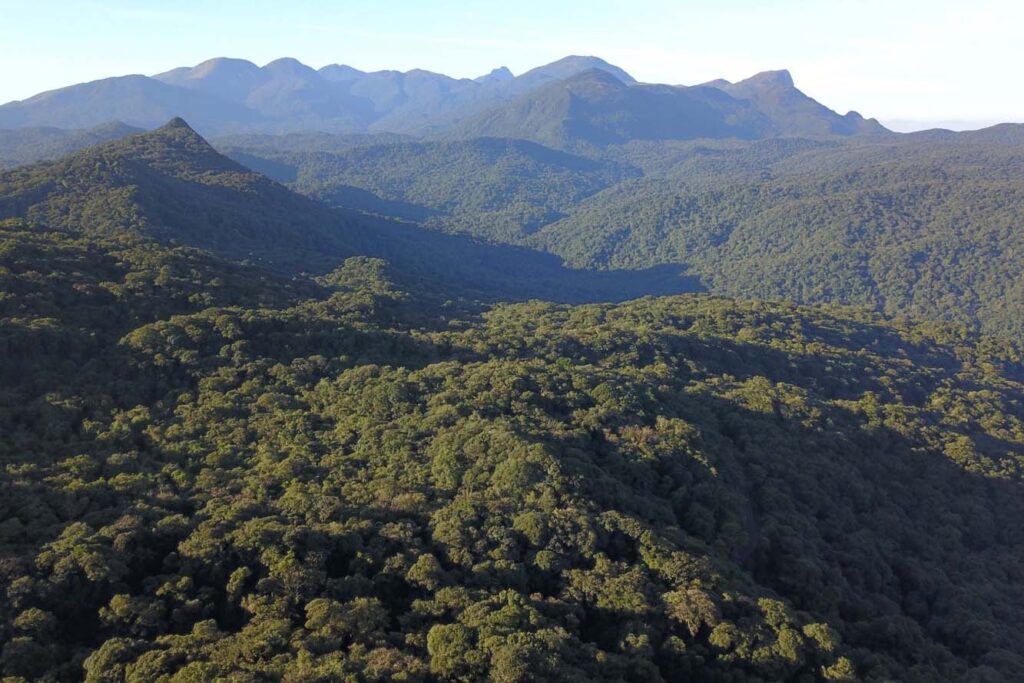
[
  {"x1": 0, "y1": 116, "x2": 702, "y2": 301},
  {"x1": 0, "y1": 56, "x2": 891, "y2": 141}
]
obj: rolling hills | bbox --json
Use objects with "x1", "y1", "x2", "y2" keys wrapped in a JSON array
[
  {"x1": 0, "y1": 118, "x2": 700, "y2": 302},
  {"x1": 218, "y1": 124, "x2": 1024, "y2": 340},
  {"x1": 0, "y1": 40, "x2": 1022, "y2": 680},
  {"x1": 0, "y1": 121, "x2": 1023, "y2": 680},
  {"x1": 215, "y1": 136, "x2": 639, "y2": 241}
]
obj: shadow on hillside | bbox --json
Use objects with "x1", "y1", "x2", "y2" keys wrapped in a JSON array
[
  {"x1": 507, "y1": 354, "x2": 1024, "y2": 672},
  {"x1": 230, "y1": 208, "x2": 707, "y2": 305},
  {"x1": 690, "y1": 388, "x2": 1024, "y2": 664},
  {"x1": 126, "y1": 164, "x2": 705, "y2": 306}
]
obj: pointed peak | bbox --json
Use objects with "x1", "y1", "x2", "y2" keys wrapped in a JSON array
[
  {"x1": 476, "y1": 66, "x2": 514, "y2": 83},
  {"x1": 159, "y1": 117, "x2": 195, "y2": 132},
  {"x1": 116, "y1": 117, "x2": 246, "y2": 176},
  {"x1": 149, "y1": 117, "x2": 220, "y2": 150}
]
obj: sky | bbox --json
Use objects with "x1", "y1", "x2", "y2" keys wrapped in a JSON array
[{"x1": 1, "y1": 0, "x2": 1021, "y2": 131}]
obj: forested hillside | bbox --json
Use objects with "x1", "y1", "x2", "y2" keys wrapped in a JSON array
[
  {"x1": 530, "y1": 137, "x2": 1024, "y2": 339},
  {"x1": 0, "y1": 119, "x2": 698, "y2": 303},
  {"x1": 217, "y1": 137, "x2": 637, "y2": 242},
  {"x1": 1, "y1": 119, "x2": 1024, "y2": 682},
  {"x1": 225, "y1": 130, "x2": 1024, "y2": 340}
]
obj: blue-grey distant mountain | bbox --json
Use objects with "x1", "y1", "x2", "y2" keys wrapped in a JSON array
[
  {"x1": 512, "y1": 55, "x2": 637, "y2": 89},
  {"x1": 707, "y1": 70, "x2": 887, "y2": 136},
  {"x1": 0, "y1": 56, "x2": 889, "y2": 141},
  {"x1": 474, "y1": 66, "x2": 514, "y2": 83},
  {"x1": 450, "y1": 69, "x2": 774, "y2": 149},
  {"x1": 0, "y1": 74, "x2": 260, "y2": 132},
  {"x1": 0, "y1": 120, "x2": 142, "y2": 168}
]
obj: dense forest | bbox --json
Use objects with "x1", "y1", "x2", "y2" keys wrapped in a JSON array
[
  {"x1": 1, "y1": 121, "x2": 1023, "y2": 681},
  {"x1": 219, "y1": 127, "x2": 1024, "y2": 340},
  {"x1": 0, "y1": 119, "x2": 700, "y2": 304}
]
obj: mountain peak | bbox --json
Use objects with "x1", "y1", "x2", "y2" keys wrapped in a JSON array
[
  {"x1": 145, "y1": 117, "x2": 236, "y2": 166},
  {"x1": 191, "y1": 57, "x2": 260, "y2": 76},
  {"x1": 476, "y1": 66, "x2": 514, "y2": 83},
  {"x1": 520, "y1": 55, "x2": 636, "y2": 86},
  {"x1": 263, "y1": 57, "x2": 318, "y2": 77},
  {"x1": 159, "y1": 116, "x2": 195, "y2": 131},
  {"x1": 318, "y1": 64, "x2": 366, "y2": 83},
  {"x1": 742, "y1": 69, "x2": 795, "y2": 89}
]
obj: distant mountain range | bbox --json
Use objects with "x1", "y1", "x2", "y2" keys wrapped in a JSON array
[{"x1": 0, "y1": 55, "x2": 888, "y2": 142}]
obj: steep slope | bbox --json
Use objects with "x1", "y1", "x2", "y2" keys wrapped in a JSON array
[
  {"x1": 0, "y1": 118, "x2": 700, "y2": 302},
  {"x1": 474, "y1": 66, "x2": 514, "y2": 84},
  {"x1": 214, "y1": 124, "x2": 1023, "y2": 340},
  {"x1": 710, "y1": 70, "x2": 888, "y2": 136},
  {"x1": 0, "y1": 121, "x2": 142, "y2": 169},
  {"x1": 0, "y1": 117, "x2": 366, "y2": 260}
]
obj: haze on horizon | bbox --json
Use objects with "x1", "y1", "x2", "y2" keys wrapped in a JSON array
[{"x1": 1, "y1": 0, "x2": 1021, "y2": 132}]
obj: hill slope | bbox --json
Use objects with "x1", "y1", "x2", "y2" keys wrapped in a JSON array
[
  {"x1": 0, "y1": 118, "x2": 700, "y2": 302},
  {"x1": 218, "y1": 127, "x2": 1022, "y2": 340},
  {"x1": 219, "y1": 136, "x2": 639, "y2": 242},
  {"x1": 529, "y1": 136, "x2": 1024, "y2": 339}
]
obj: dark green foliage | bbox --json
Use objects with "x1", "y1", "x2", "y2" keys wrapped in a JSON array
[
  {"x1": 2, "y1": 117, "x2": 1024, "y2": 682},
  {"x1": 530, "y1": 137, "x2": 1024, "y2": 339},
  {"x1": 223, "y1": 137, "x2": 637, "y2": 242},
  {"x1": 0, "y1": 120, "x2": 700, "y2": 304},
  {"x1": 231, "y1": 129, "x2": 1024, "y2": 340},
  {"x1": 2, "y1": 233, "x2": 1023, "y2": 680}
]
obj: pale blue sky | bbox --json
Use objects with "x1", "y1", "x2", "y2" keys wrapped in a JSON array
[{"x1": 2, "y1": 0, "x2": 1021, "y2": 130}]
